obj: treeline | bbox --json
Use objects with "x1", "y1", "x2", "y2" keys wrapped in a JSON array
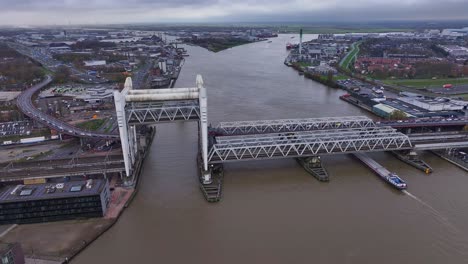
[
  {"x1": 0, "y1": 44, "x2": 45, "y2": 90},
  {"x1": 304, "y1": 72, "x2": 340, "y2": 88},
  {"x1": 0, "y1": 44, "x2": 22, "y2": 58},
  {"x1": 413, "y1": 62, "x2": 457, "y2": 78},
  {"x1": 183, "y1": 37, "x2": 252, "y2": 52}
]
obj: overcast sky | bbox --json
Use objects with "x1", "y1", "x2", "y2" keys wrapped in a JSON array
[{"x1": 0, "y1": 0, "x2": 467, "y2": 26}]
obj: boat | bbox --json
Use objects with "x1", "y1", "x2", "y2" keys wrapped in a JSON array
[
  {"x1": 267, "y1": 40, "x2": 272, "y2": 43},
  {"x1": 386, "y1": 173, "x2": 407, "y2": 190},
  {"x1": 353, "y1": 153, "x2": 407, "y2": 190},
  {"x1": 291, "y1": 36, "x2": 295, "y2": 39}
]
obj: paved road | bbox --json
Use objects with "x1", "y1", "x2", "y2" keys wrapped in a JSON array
[{"x1": 16, "y1": 76, "x2": 119, "y2": 139}]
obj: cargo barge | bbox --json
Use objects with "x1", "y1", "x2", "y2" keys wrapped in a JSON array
[{"x1": 353, "y1": 153, "x2": 407, "y2": 190}]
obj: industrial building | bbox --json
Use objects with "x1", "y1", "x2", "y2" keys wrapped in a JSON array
[
  {"x1": 0, "y1": 243, "x2": 25, "y2": 264},
  {"x1": 82, "y1": 87, "x2": 114, "y2": 104},
  {"x1": 306, "y1": 62, "x2": 338, "y2": 75},
  {"x1": 382, "y1": 98, "x2": 462, "y2": 118},
  {"x1": 83, "y1": 60, "x2": 107, "y2": 67},
  {"x1": 0, "y1": 179, "x2": 110, "y2": 225},
  {"x1": 398, "y1": 97, "x2": 468, "y2": 111},
  {"x1": 372, "y1": 103, "x2": 414, "y2": 119},
  {"x1": 151, "y1": 76, "x2": 171, "y2": 88}
]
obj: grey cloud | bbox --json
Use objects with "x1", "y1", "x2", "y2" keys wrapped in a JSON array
[{"x1": 0, "y1": 0, "x2": 467, "y2": 25}]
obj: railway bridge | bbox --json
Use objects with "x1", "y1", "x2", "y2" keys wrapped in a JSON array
[
  {"x1": 114, "y1": 76, "x2": 468, "y2": 185},
  {"x1": 11, "y1": 75, "x2": 468, "y2": 202}
]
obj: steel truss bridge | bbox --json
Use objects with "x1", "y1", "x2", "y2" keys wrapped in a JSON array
[
  {"x1": 208, "y1": 126, "x2": 412, "y2": 163},
  {"x1": 126, "y1": 100, "x2": 200, "y2": 124},
  {"x1": 215, "y1": 116, "x2": 376, "y2": 135},
  {"x1": 114, "y1": 76, "x2": 467, "y2": 184}
]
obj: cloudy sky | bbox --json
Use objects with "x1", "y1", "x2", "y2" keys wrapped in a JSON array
[{"x1": 0, "y1": 0, "x2": 467, "y2": 26}]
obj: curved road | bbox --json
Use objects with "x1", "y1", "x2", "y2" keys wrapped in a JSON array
[{"x1": 16, "y1": 76, "x2": 120, "y2": 140}]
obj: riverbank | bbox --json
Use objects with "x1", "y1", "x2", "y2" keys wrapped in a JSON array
[
  {"x1": 182, "y1": 38, "x2": 266, "y2": 52},
  {"x1": 0, "y1": 129, "x2": 156, "y2": 263},
  {"x1": 289, "y1": 63, "x2": 344, "y2": 89}
]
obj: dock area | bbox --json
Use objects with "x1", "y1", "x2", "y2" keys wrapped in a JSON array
[{"x1": 431, "y1": 150, "x2": 468, "y2": 172}]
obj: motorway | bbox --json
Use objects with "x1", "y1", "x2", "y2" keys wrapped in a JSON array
[{"x1": 16, "y1": 75, "x2": 120, "y2": 139}]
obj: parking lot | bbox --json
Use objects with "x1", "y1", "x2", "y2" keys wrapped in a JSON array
[
  {"x1": 429, "y1": 84, "x2": 468, "y2": 95},
  {"x1": 0, "y1": 121, "x2": 32, "y2": 137}
]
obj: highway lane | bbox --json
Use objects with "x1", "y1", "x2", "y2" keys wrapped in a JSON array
[{"x1": 16, "y1": 75, "x2": 120, "y2": 140}]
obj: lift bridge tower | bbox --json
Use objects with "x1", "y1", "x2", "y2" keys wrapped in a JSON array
[{"x1": 114, "y1": 75, "x2": 211, "y2": 184}]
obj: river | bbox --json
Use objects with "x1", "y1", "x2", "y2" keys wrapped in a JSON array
[{"x1": 73, "y1": 34, "x2": 468, "y2": 264}]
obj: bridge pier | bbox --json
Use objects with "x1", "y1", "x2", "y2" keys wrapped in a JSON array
[
  {"x1": 296, "y1": 156, "x2": 329, "y2": 182},
  {"x1": 391, "y1": 150, "x2": 433, "y2": 174}
]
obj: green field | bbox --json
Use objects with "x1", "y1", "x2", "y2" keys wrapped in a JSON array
[
  {"x1": 339, "y1": 41, "x2": 361, "y2": 71},
  {"x1": 295, "y1": 61, "x2": 312, "y2": 68},
  {"x1": 77, "y1": 119, "x2": 106, "y2": 131},
  {"x1": 382, "y1": 78, "x2": 468, "y2": 88},
  {"x1": 333, "y1": 74, "x2": 349, "y2": 81}
]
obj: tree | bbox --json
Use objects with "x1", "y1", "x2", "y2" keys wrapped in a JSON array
[
  {"x1": 54, "y1": 66, "x2": 71, "y2": 84},
  {"x1": 327, "y1": 71, "x2": 333, "y2": 82},
  {"x1": 389, "y1": 110, "x2": 408, "y2": 120}
]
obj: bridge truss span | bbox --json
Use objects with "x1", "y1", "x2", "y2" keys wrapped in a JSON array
[
  {"x1": 216, "y1": 116, "x2": 376, "y2": 135},
  {"x1": 208, "y1": 127, "x2": 412, "y2": 163},
  {"x1": 126, "y1": 100, "x2": 200, "y2": 124}
]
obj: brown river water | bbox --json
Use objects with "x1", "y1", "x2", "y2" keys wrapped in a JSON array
[{"x1": 73, "y1": 35, "x2": 468, "y2": 264}]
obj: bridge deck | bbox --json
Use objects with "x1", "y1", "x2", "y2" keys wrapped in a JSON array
[
  {"x1": 217, "y1": 116, "x2": 376, "y2": 135},
  {"x1": 209, "y1": 127, "x2": 412, "y2": 163}
]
